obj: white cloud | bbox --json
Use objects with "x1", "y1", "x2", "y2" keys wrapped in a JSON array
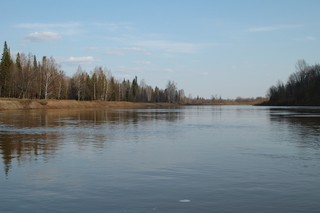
[
  {"x1": 102, "y1": 40, "x2": 217, "y2": 56},
  {"x1": 92, "y1": 22, "x2": 133, "y2": 32},
  {"x1": 293, "y1": 35, "x2": 317, "y2": 42},
  {"x1": 133, "y1": 40, "x2": 200, "y2": 54},
  {"x1": 17, "y1": 22, "x2": 83, "y2": 37},
  {"x1": 305, "y1": 36, "x2": 316, "y2": 41},
  {"x1": 136, "y1": 60, "x2": 152, "y2": 65},
  {"x1": 17, "y1": 21, "x2": 132, "y2": 37},
  {"x1": 248, "y1": 24, "x2": 302, "y2": 32},
  {"x1": 17, "y1": 22, "x2": 82, "y2": 30},
  {"x1": 26, "y1": 32, "x2": 61, "y2": 41},
  {"x1": 105, "y1": 47, "x2": 151, "y2": 56},
  {"x1": 64, "y1": 56, "x2": 95, "y2": 63}
]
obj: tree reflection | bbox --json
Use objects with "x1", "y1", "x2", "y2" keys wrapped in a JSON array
[
  {"x1": 0, "y1": 110, "x2": 61, "y2": 176},
  {"x1": 50, "y1": 108, "x2": 184, "y2": 125},
  {"x1": 269, "y1": 108, "x2": 320, "y2": 149},
  {"x1": 0, "y1": 108, "x2": 184, "y2": 176},
  {"x1": 0, "y1": 133, "x2": 59, "y2": 176}
]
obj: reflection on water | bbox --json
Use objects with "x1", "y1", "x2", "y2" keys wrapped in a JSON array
[
  {"x1": 1, "y1": 106, "x2": 320, "y2": 212},
  {"x1": 269, "y1": 107, "x2": 320, "y2": 149},
  {"x1": 0, "y1": 109, "x2": 183, "y2": 176},
  {"x1": 0, "y1": 133, "x2": 59, "y2": 176}
]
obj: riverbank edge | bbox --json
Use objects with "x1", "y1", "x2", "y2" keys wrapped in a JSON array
[
  {"x1": 256, "y1": 100, "x2": 320, "y2": 106},
  {"x1": 0, "y1": 99, "x2": 176, "y2": 110},
  {"x1": 0, "y1": 98, "x2": 264, "y2": 110}
]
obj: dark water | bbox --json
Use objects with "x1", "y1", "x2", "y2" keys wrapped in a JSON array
[{"x1": 1, "y1": 106, "x2": 320, "y2": 212}]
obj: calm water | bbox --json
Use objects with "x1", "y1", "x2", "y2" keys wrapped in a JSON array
[{"x1": 1, "y1": 106, "x2": 320, "y2": 212}]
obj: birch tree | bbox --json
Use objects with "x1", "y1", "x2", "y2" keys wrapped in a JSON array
[{"x1": 43, "y1": 56, "x2": 60, "y2": 99}]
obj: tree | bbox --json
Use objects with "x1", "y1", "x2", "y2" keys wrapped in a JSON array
[
  {"x1": 43, "y1": 56, "x2": 60, "y2": 99},
  {"x1": 267, "y1": 60, "x2": 320, "y2": 105},
  {"x1": 32, "y1": 55, "x2": 40, "y2": 98},
  {"x1": 0, "y1": 40, "x2": 188, "y2": 103},
  {"x1": 6, "y1": 53, "x2": 21, "y2": 97},
  {"x1": 16, "y1": 52, "x2": 22, "y2": 70},
  {"x1": 18, "y1": 53, "x2": 37, "y2": 99},
  {"x1": 178, "y1": 89, "x2": 185, "y2": 104},
  {"x1": 73, "y1": 66, "x2": 85, "y2": 101},
  {"x1": 154, "y1": 86, "x2": 160, "y2": 102},
  {"x1": 109, "y1": 77, "x2": 116, "y2": 101},
  {"x1": 0, "y1": 41, "x2": 12, "y2": 97},
  {"x1": 145, "y1": 86, "x2": 153, "y2": 102},
  {"x1": 91, "y1": 72, "x2": 97, "y2": 100},
  {"x1": 131, "y1": 76, "x2": 138, "y2": 101},
  {"x1": 295, "y1": 59, "x2": 308, "y2": 73},
  {"x1": 166, "y1": 80, "x2": 177, "y2": 103},
  {"x1": 56, "y1": 70, "x2": 66, "y2": 99}
]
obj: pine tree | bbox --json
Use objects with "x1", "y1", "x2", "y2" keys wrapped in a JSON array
[
  {"x1": 131, "y1": 76, "x2": 138, "y2": 101},
  {"x1": 16, "y1": 52, "x2": 22, "y2": 71},
  {"x1": 0, "y1": 41, "x2": 12, "y2": 97}
]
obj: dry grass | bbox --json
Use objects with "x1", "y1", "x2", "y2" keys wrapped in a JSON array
[
  {"x1": 0, "y1": 98, "x2": 262, "y2": 111},
  {"x1": 0, "y1": 98, "x2": 173, "y2": 110}
]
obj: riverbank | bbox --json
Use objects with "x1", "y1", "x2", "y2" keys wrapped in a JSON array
[
  {"x1": 0, "y1": 99, "x2": 174, "y2": 110},
  {"x1": 0, "y1": 98, "x2": 266, "y2": 110}
]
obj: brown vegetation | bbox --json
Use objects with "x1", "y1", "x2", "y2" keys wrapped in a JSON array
[
  {"x1": 0, "y1": 97, "x2": 266, "y2": 111},
  {"x1": 0, "y1": 98, "x2": 174, "y2": 110}
]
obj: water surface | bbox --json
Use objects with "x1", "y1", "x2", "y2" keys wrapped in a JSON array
[{"x1": 1, "y1": 106, "x2": 320, "y2": 212}]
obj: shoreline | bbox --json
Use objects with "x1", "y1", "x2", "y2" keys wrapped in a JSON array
[
  {"x1": 0, "y1": 98, "x2": 263, "y2": 110},
  {"x1": 0, "y1": 99, "x2": 175, "y2": 110}
]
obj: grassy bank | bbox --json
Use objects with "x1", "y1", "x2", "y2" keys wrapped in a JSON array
[
  {"x1": 0, "y1": 99, "x2": 174, "y2": 110},
  {"x1": 0, "y1": 98, "x2": 266, "y2": 110}
]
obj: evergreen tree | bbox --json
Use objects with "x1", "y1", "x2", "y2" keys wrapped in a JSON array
[
  {"x1": 0, "y1": 41, "x2": 12, "y2": 97},
  {"x1": 131, "y1": 76, "x2": 138, "y2": 101},
  {"x1": 16, "y1": 52, "x2": 22, "y2": 71}
]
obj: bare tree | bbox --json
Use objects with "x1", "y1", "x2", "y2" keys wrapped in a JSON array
[
  {"x1": 166, "y1": 80, "x2": 177, "y2": 103},
  {"x1": 43, "y1": 56, "x2": 60, "y2": 100},
  {"x1": 17, "y1": 53, "x2": 37, "y2": 99},
  {"x1": 73, "y1": 66, "x2": 84, "y2": 101},
  {"x1": 145, "y1": 86, "x2": 153, "y2": 102},
  {"x1": 178, "y1": 89, "x2": 185, "y2": 104},
  {"x1": 295, "y1": 59, "x2": 308, "y2": 73}
]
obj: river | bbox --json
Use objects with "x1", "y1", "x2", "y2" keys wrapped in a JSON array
[{"x1": 0, "y1": 106, "x2": 320, "y2": 212}]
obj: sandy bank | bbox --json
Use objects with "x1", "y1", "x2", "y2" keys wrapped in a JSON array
[{"x1": 0, "y1": 99, "x2": 173, "y2": 110}]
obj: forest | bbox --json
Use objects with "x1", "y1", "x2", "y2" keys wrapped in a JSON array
[
  {"x1": 266, "y1": 60, "x2": 320, "y2": 106},
  {"x1": 0, "y1": 41, "x2": 185, "y2": 103}
]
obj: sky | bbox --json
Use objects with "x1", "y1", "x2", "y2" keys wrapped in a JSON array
[{"x1": 1, "y1": 0, "x2": 320, "y2": 99}]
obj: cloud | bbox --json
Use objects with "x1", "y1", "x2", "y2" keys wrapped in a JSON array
[
  {"x1": 17, "y1": 22, "x2": 82, "y2": 30},
  {"x1": 133, "y1": 40, "x2": 200, "y2": 54},
  {"x1": 116, "y1": 65, "x2": 175, "y2": 76},
  {"x1": 92, "y1": 22, "x2": 133, "y2": 32},
  {"x1": 17, "y1": 21, "x2": 133, "y2": 37},
  {"x1": 17, "y1": 22, "x2": 83, "y2": 37},
  {"x1": 135, "y1": 60, "x2": 152, "y2": 65},
  {"x1": 102, "y1": 40, "x2": 217, "y2": 56},
  {"x1": 105, "y1": 47, "x2": 151, "y2": 56},
  {"x1": 293, "y1": 35, "x2": 317, "y2": 42},
  {"x1": 64, "y1": 56, "x2": 95, "y2": 63},
  {"x1": 248, "y1": 24, "x2": 302, "y2": 32},
  {"x1": 26, "y1": 32, "x2": 61, "y2": 42},
  {"x1": 305, "y1": 36, "x2": 316, "y2": 41}
]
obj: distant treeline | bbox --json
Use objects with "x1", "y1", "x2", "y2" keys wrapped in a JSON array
[
  {"x1": 186, "y1": 96, "x2": 266, "y2": 105},
  {"x1": 265, "y1": 60, "x2": 320, "y2": 106},
  {"x1": 0, "y1": 41, "x2": 185, "y2": 103}
]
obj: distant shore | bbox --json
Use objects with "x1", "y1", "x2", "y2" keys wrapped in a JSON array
[{"x1": 0, "y1": 98, "x2": 264, "y2": 110}]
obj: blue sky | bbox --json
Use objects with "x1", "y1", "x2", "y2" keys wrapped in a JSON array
[{"x1": 1, "y1": 0, "x2": 320, "y2": 98}]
